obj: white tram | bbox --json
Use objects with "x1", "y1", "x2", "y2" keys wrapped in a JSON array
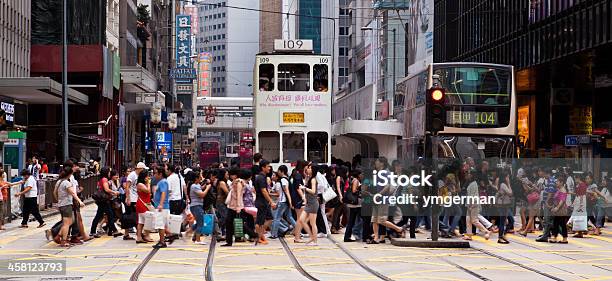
[{"x1": 253, "y1": 40, "x2": 332, "y2": 169}]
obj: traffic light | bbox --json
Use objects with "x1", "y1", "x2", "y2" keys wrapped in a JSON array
[{"x1": 426, "y1": 87, "x2": 446, "y2": 134}]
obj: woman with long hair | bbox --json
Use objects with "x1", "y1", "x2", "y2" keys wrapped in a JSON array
[
  {"x1": 134, "y1": 171, "x2": 154, "y2": 243},
  {"x1": 494, "y1": 171, "x2": 513, "y2": 244},
  {"x1": 188, "y1": 170, "x2": 211, "y2": 244},
  {"x1": 300, "y1": 163, "x2": 319, "y2": 246},
  {"x1": 56, "y1": 165, "x2": 84, "y2": 247},
  {"x1": 90, "y1": 167, "x2": 119, "y2": 237},
  {"x1": 291, "y1": 160, "x2": 308, "y2": 243},
  {"x1": 550, "y1": 176, "x2": 570, "y2": 243},
  {"x1": 330, "y1": 165, "x2": 347, "y2": 234},
  {"x1": 343, "y1": 169, "x2": 363, "y2": 242},
  {"x1": 215, "y1": 169, "x2": 230, "y2": 239}
]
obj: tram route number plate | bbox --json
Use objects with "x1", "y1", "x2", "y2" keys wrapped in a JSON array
[
  {"x1": 447, "y1": 111, "x2": 498, "y2": 126},
  {"x1": 283, "y1": 112, "x2": 305, "y2": 123}
]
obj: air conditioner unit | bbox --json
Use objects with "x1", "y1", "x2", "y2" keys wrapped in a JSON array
[{"x1": 551, "y1": 88, "x2": 574, "y2": 105}]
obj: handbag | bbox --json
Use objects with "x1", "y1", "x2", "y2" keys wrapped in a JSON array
[
  {"x1": 139, "y1": 197, "x2": 154, "y2": 212},
  {"x1": 233, "y1": 218, "x2": 244, "y2": 238},
  {"x1": 92, "y1": 179, "x2": 111, "y2": 202},
  {"x1": 121, "y1": 210, "x2": 137, "y2": 229},
  {"x1": 322, "y1": 183, "x2": 337, "y2": 202},
  {"x1": 527, "y1": 191, "x2": 540, "y2": 205},
  {"x1": 342, "y1": 188, "x2": 359, "y2": 205}
]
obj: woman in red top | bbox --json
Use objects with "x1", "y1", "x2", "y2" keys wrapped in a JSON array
[{"x1": 135, "y1": 172, "x2": 154, "y2": 243}]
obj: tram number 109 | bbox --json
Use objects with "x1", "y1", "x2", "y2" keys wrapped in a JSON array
[{"x1": 273, "y1": 39, "x2": 313, "y2": 51}]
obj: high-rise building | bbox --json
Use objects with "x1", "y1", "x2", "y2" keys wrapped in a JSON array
[
  {"x1": 0, "y1": 0, "x2": 30, "y2": 77},
  {"x1": 259, "y1": 0, "x2": 283, "y2": 53},
  {"x1": 196, "y1": 0, "x2": 259, "y2": 97},
  {"x1": 297, "y1": 0, "x2": 321, "y2": 53}
]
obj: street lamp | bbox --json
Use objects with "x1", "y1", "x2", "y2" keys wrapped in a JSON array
[{"x1": 361, "y1": 26, "x2": 396, "y2": 118}]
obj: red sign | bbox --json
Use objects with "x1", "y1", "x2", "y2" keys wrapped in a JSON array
[{"x1": 592, "y1": 128, "x2": 609, "y2": 135}]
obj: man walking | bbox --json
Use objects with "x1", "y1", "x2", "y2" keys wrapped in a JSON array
[
  {"x1": 153, "y1": 167, "x2": 170, "y2": 248},
  {"x1": 254, "y1": 160, "x2": 276, "y2": 245},
  {"x1": 15, "y1": 169, "x2": 44, "y2": 228}
]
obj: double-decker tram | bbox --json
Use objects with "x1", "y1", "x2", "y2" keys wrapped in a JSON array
[
  {"x1": 396, "y1": 62, "x2": 517, "y2": 165},
  {"x1": 253, "y1": 39, "x2": 332, "y2": 170}
]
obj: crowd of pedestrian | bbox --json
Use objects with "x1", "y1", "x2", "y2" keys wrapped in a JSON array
[{"x1": 1, "y1": 153, "x2": 609, "y2": 249}]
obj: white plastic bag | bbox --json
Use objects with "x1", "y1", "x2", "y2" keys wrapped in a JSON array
[
  {"x1": 167, "y1": 214, "x2": 183, "y2": 234},
  {"x1": 143, "y1": 211, "x2": 155, "y2": 231},
  {"x1": 322, "y1": 183, "x2": 337, "y2": 202}
]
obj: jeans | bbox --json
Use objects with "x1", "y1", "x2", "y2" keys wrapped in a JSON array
[
  {"x1": 595, "y1": 206, "x2": 608, "y2": 228},
  {"x1": 271, "y1": 201, "x2": 296, "y2": 238},
  {"x1": 497, "y1": 207, "x2": 509, "y2": 238},
  {"x1": 540, "y1": 207, "x2": 553, "y2": 238},
  {"x1": 90, "y1": 200, "x2": 117, "y2": 234},
  {"x1": 190, "y1": 205, "x2": 205, "y2": 233},
  {"x1": 215, "y1": 203, "x2": 228, "y2": 236},
  {"x1": 506, "y1": 208, "x2": 515, "y2": 230},
  {"x1": 443, "y1": 204, "x2": 462, "y2": 232},
  {"x1": 21, "y1": 197, "x2": 43, "y2": 226},
  {"x1": 344, "y1": 207, "x2": 360, "y2": 241}
]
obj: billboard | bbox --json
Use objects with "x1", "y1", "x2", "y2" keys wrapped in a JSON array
[
  {"x1": 175, "y1": 15, "x2": 192, "y2": 84},
  {"x1": 405, "y1": 0, "x2": 434, "y2": 76},
  {"x1": 198, "y1": 52, "x2": 212, "y2": 97}
]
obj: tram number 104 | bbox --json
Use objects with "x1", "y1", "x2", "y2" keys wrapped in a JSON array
[{"x1": 448, "y1": 111, "x2": 498, "y2": 126}]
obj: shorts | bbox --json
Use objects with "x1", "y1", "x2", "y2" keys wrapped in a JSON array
[
  {"x1": 255, "y1": 202, "x2": 273, "y2": 226},
  {"x1": 138, "y1": 212, "x2": 147, "y2": 225},
  {"x1": 59, "y1": 205, "x2": 74, "y2": 219},
  {"x1": 371, "y1": 205, "x2": 389, "y2": 223},
  {"x1": 155, "y1": 209, "x2": 170, "y2": 230}
]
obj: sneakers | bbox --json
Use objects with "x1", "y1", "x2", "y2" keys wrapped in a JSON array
[
  {"x1": 45, "y1": 229, "x2": 52, "y2": 241},
  {"x1": 317, "y1": 233, "x2": 327, "y2": 238},
  {"x1": 194, "y1": 241, "x2": 208, "y2": 245}
]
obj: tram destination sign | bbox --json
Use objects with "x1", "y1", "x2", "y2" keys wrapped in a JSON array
[
  {"x1": 282, "y1": 112, "x2": 305, "y2": 124},
  {"x1": 447, "y1": 110, "x2": 498, "y2": 126}
]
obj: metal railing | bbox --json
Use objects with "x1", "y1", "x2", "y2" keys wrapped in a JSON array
[{"x1": 1, "y1": 174, "x2": 98, "y2": 223}]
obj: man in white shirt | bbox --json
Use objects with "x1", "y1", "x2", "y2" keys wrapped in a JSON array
[
  {"x1": 27, "y1": 157, "x2": 41, "y2": 179},
  {"x1": 166, "y1": 164, "x2": 185, "y2": 216},
  {"x1": 15, "y1": 169, "x2": 44, "y2": 228}
]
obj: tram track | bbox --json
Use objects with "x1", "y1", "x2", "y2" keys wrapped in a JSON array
[
  {"x1": 129, "y1": 248, "x2": 159, "y2": 281},
  {"x1": 279, "y1": 236, "x2": 396, "y2": 281},
  {"x1": 471, "y1": 243, "x2": 567, "y2": 281}
]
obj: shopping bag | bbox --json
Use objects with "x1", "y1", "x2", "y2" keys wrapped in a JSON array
[
  {"x1": 168, "y1": 214, "x2": 183, "y2": 234},
  {"x1": 322, "y1": 184, "x2": 337, "y2": 202},
  {"x1": 572, "y1": 216, "x2": 588, "y2": 232},
  {"x1": 154, "y1": 210, "x2": 167, "y2": 230},
  {"x1": 233, "y1": 218, "x2": 244, "y2": 239},
  {"x1": 199, "y1": 214, "x2": 214, "y2": 235},
  {"x1": 143, "y1": 211, "x2": 156, "y2": 231}
]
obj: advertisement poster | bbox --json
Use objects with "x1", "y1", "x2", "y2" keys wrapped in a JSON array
[{"x1": 518, "y1": 105, "x2": 530, "y2": 146}]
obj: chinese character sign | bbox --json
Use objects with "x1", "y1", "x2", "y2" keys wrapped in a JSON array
[
  {"x1": 198, "y1": 52, "x2": 212, "y2": 97},
  {"x1": 176, "y1": 15, "x2": 192, "y2": 79}
]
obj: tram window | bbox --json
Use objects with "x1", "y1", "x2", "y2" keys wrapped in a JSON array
[
  {"x1": 278, "y1": 64, "x2": 310, "y2": 91},
  {"x1": 259, "y1": 64, "x2": 274, "y2": 91},
  {"x1": 258, "y1": 131, "x2": 280, "y2": 163},
  {"x1": 282, "y1": 132, "x2": 304, "y2": 163},
  {"x1": 313, "y1": 64, "x2": 329, "y2": 92},
  {"x1": 307, "y1": 132, "x2": 328, "y2": 163}
]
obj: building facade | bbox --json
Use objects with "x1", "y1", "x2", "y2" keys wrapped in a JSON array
[
  {"x1": 434, "y1": 0, "x2": 612, "y2": 169},
  {"x1": 196, "y1": 0, "x2": 259, "y2": 97},
  {"x1": 0, "y1": 0, "x2": 30, "y2": 77}
]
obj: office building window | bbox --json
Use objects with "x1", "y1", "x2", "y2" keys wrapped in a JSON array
[
  {"x1": 339, "y1": 8, "x2": 348, "y2": 15},
  {"x1": 340, "y1": 27, "x2": 349, "y2": 35},
  {"x1": 222, "y1": 55, "x2": 225, "y2": 60},
  {"x1": 222, "y1": 23, "x2": 226, "y2": 28},
  {"x1": 222, "y1": 34, "x2": 226, "y2": 39},
  {"x1": 339, "y1": 47, "x2": 348, "y2": 56},
  {"x1": 222, "y1": 13, "x2": 226, "y2": 17}
]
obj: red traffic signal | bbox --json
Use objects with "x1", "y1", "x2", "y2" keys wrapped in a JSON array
[{"x1": 426, "y1": 87, "x2": 447, "y2": 134}]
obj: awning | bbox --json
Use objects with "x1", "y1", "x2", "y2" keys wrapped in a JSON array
[
  {"x1": 0, "y1": 77, "x2": 89, "y2": 105},
  {"x1": 332, "y1": 119, "x2": 404, "y2": 137}
]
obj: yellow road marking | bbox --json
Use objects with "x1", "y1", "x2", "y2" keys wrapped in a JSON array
[
  {"x1": 88, "y1": 235, "x2": 113, "y2": 247},
  {"x1": 567, "y1": 238, "x2": 598, "y2": 248},
  {"x1": 586, "y1": 235, "x2": 612, "y2": 243},
  {"x1": 506, "y1": 233, "x2": 552, "y2": 247}
]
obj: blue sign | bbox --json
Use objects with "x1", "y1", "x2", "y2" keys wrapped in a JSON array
[
  {"x1": 169, "y1": 68, "x2": 197, "y2": 79},
  {"x1": 156, "y1": 132, "x2": 173, "y2": 152},
  {"x1": 565, "y1": 135, "x2": 578, "y2": 146},
  {"x1": 176, "y1": 15, "x2": 192, "y2": 84},
  {"x1": 144, "y1": 132, "x2": 173, "y2": 151}
]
